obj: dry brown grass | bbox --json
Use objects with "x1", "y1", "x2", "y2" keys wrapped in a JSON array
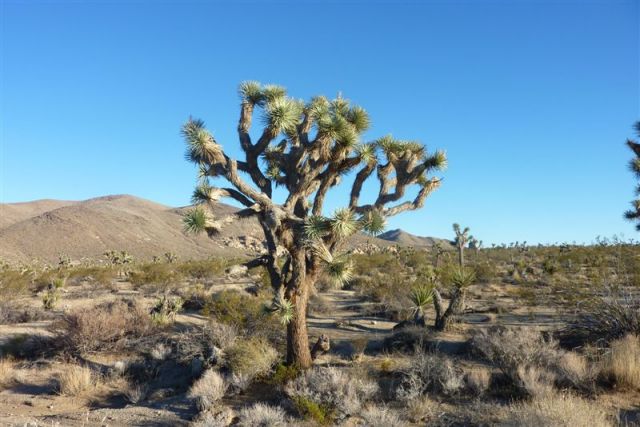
[
  {"x1": 225, "y1": 337, "x2": 278, "y2": 380},
  {"x1": 602, "y1": 334, "x2": 640, "y2": 390},
  {"x1": 55, "y1": 299, "x2": 155, "y2": 354},
  {"x1": 465, "y1": 366, "x2": 491, "y2": 396},
  {"x1": 56, "y1": 364, "x2": 95, "y2": 396},
  {"x1": 502, "y1": 392, "x2": 612, "y2": 427},
  {"x1": 188, "y1": 369, "x2": 227, "y2": 412},
  {"x1": 0, "y1": 358, "x2": 16, "y2": 389}
]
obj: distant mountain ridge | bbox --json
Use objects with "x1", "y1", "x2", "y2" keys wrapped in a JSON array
[
  {"x1": 0, "y1": 195, "x2": 447, "y2": 263},
  {"x1": 378, "y1": 229, "x2": 453, "y2": 248}
]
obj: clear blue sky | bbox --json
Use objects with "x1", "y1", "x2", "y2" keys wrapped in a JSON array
[{"x1": 1, "y1": 0, "x2": 638, "y2": 245}]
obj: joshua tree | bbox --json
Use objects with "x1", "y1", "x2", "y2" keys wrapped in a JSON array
[
  {"x1": 433, "y1": 266, "x2": 476, "y2": 330},
  {"x1": 182, "y1": 81, "x2": 446, "y2": 368},
  {"x1": 625, "y1": 121, "x2": 640, "y2": 230},
  {"x1": 164, "y1": 252, "x2": 178, "y2": 264},
  {"x1": 452, "y1": 223, "x2": 472, "y2": 267}
]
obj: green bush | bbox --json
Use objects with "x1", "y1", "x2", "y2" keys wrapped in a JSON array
[
  {"x1": 225, "y1": 337, "x2": 278, "y2": 380},
  {"x1": 128, "y1": 263, "x2": 182, "y2": 289},
  {"x1": 269, "y1": 362, "x2": 302, "y2": 386},
  {"x1": 291, "y1": 395, "x2": 333, "y2": 425},
  {"x1": 175, "y1": 258, "x2": 228, "y2": 281}
]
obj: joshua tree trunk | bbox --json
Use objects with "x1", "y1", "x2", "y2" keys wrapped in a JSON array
[
  {"x1": 433, "y1": 287, "x2": 466, "y2": 331},
  {"x1": 286, "y1": 287, "x2": 312, "y2": 367},
  {"x1": 457, "y1": 244, "x2": 464, "y2": 267}
]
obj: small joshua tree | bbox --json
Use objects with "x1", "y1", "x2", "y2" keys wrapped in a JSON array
[
  {"x1": 433, "y1": 266, "x2": 476, "y2": 330},
  {"x1": 452, "y1": 223, "x2": 472, "y2": 267},
  {"x1": 625, "y1": 121, "x2": 640, "y2": 230},
  {"x1": 182, "y1": 81, "x2": 446, "y2": 367},
  {"x1": 164, "y1": 252, "x2": 178, "y2": 264}
]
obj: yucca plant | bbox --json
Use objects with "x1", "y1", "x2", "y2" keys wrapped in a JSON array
[
  {"x1": 409, "y1": 284, "x2": 434, "y2": 324},
  {"x1": 625, "y1": 121, "x2": 640, "y2": 230},
  {"x1": 182, "y1": 82, "x2": 446, "y2": 368},
  {"x1": 433, "y1": 266, "x2": 476, "y2": 331}
]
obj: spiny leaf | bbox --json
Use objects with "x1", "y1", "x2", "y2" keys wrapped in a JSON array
[
  {"x1": 325, "y1": 256, "x2": 354, "y2": 287},
  {"x1": 264, "y1": 97, "x2": 302, "y2": 134},
  {"x1": 356, "y1": 143, "x2": 378, "y2": 164},
  {"x1": 345, "y1": 106, "x2": 370, "y2": 133},
  {"x1": 238, "y1": 81, "x2": 263, "y2": 105},
  {"x1": 183, "y1": 207, "x2": 211, "y2": 234},
  {"x1": 330, "y1": 208, "x2": 359, "y2": 240},
  {"x1": 262, "y1": 84, "x2": 287, "y2": 102},
  {"x1": 425, "y1": 150, "x2": 448, "y2": 171},
  {"x1": 360, "y1": 210, "x2": 386, "y2": 236},
  {"x1": 305, "y1": 216, "x2": 331, "y2": 240}
]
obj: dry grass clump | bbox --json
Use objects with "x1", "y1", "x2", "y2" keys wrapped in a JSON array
[
  {"x1": 55, "y1": 299, "x2": 154, "y2": 354},
  {"x1": 465, "y1": 366, "x2": 491, "y2": 396},
  {"x1": 470, "y1": 326, "x2": 591, "y2": 394},
  {"x1": 395, "y1": 351, "x2": 464, "y2": 401},
  {"x1": 0, "y1": 358, "x2": 16, "y2": 389},
  {"x1": 56, "y1": 364, "x2": 95, "y2": 396},
  {"x1": 406, "y1": 396, "x2": 440, "y2": 424},
  {"x1": 225, "y1": 337, "x2": 278, "y2": 381},
  {"x1": 285, "y1": 366, "x2": 378, "y2": 421},
  {"x1": 188, "y1": 369, "x2": 227, "y2": 412},
  {"x1": 501, "y1": 392, "x2": 612, "y2": 427},
  {"x1": 361, "y1": 405, "x2": 406, "y2": 427},
  {"x1": 602, "y1": 334, "x2": 640, "y2": 390},
  {"x1": 237, "y1": 403, "x2": 288, "y2": 426}
]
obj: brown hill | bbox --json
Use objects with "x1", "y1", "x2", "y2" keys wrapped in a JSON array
[
  {"x1": 378, "y1": 229, "x2": 454, "y2": 249},
  {"x1": 0, "y1": 195, "x2": 263, "y2": 263},
  {"x1": 0, "y1": 199, "x2": 77, "y2": 229},
  {"x1": 0, "y1": 195, "x2": 442, "y2": 264}
]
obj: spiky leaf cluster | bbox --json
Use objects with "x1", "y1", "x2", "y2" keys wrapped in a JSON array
[{"x1": 625, "y1": 121, "x2": 640, "y2": 230}]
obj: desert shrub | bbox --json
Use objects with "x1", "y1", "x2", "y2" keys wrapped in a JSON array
[
  {"x1": 56, "y1": 364, "x2": 94, "y2": 396},
  {"x1": 472, "y1": 261, "x2": 497, "y2": 283},
  {"x1": 383, "y1": 326, "x2": 430, "y2": 353},
  {"x1": 128, "y1": 263, "x2": 182, "y2": 289},
  {"x1": 291, "y1": 395, "x2": 333, "y2": 425},
  {"x1": 0, "y1": 302, "x2": 55, "y2": 324},
  {"x1": 171, "y1": 321, "x2": 237, "y2": 366},
  {"x1": 150, "y1": 295, "x2": 183, "y2": 325},
  {"x1": 269, "y1": 362, "x2": 301, "y2": 386},
  {"x1": 238, "y1": 403, "x2": 288, "y2": 427},
  {"x1": 123, "y1": 383, "x2": 148, "y2": 404},
  {"x1": 1, "y1": 333, "x2": 57, "y2": 359},
  {"x1": 471, "y1": 327, "x2": 559, "y2": 378},
  {"x1": 561, "y1": 294, "x2": 640, "y2": 347},
  {"x1": 601, "y1": 334, "x2": 640, "y2": 390},
  {"x1": 501, "y1": 392, "x2": 611, "y2": 427},
  {"x1": 176, "y1": 258, "x2": 228, "y2": 281},
  {"x1": 42, "y1": 285, "x2": 60, "y2": 310},
  {"x1": 542, "y1": 258, "x2": 560, "y2": 275},
  {"x1": 225, "y1": 337, "x2": 278, "y2": 381},
  {"x1": 54, "y1": 299, "x2": 155, "y2": 354},
  {"x1": 190, "y1": 407, "x2": 234, "y2": 427},
  {"x1": 188, "y1": 369, "x2": 227, "y2": 412},
  {"x1": 361, "y1": 405, "x2": 406, "y2": 427},
  {"x1": 406, "y1": 396, "x2": 439, "y2": 424},
  {"x1": 515, "y1": 365, "x2": 555, "y2": 397},
  {"x1": 0, "y1": 269, "x2": 31, "y2": 299},
  {"x1": 0, "y1": 359, "x2": 16, "y2": 389},
  {"x1": 286, "y1": 366, "x2": 378, "y2": 421},
  {"x1": 203, "y1": 290, "x2": 283, "y2": 345},
  {"x1": 395, "y1": 351, "x2": 464, "y2": 400},
  {"x1": 554, "y1": 351, "x2": 593, "y2": 390},
  {"x1": 465, "y1": 367, "x2": 491, "y2": 396},
  {"x1": 66, "y1": 265, "x2": 116, "y2": 286}
]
